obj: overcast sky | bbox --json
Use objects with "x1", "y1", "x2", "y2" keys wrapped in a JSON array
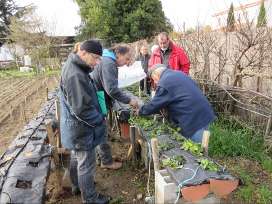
[{"x1": 16, "y1": 0, "x2": 272, "y2": 36}]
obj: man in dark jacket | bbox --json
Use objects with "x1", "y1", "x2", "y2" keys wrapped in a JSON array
[
  {"x1": 60, "y1": 40, "x2": 109, "y2": 204},
  {"x1": 149, "y1": 32, "x2": 190, "y2": 75},
  {"x1": 138, "y1": 64, "x2": 215, "y2": 142},
  {"x1": 91, "y1": 44, "x2": 138, "y2": 170}
]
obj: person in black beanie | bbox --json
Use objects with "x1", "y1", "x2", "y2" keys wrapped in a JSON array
[{"x1": 60, "y1": 39, "x2": 110, "y2": 204}]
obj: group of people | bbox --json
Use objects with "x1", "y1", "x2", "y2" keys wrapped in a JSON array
[{"x1": 59, "y1": 32, "x2": 215, "y2": 204}]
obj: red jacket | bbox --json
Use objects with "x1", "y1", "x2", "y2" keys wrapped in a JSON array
[{"x1": 148, "y1": 41, "x2": 190, "y2": 75}]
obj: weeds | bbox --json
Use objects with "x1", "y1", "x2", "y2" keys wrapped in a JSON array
[
  {"x1": 256, "y1": 185, "x2": 272, "y2": 204},
  {"x1": 236, "y1": 185, "x2": 254, "y2": 203},
  {"x1": 110, "y1": 196, "x2": 124, "y2": 204},
  {"x1": 261, "y1": 158, "x2": 272, "y2": 174},
  {"x1": 209, "y1": 117, "x2": 265, "y2": 161}
]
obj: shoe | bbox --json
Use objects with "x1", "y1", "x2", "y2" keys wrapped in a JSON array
[
  {"x1": 89, "y1": 193, "x2": 110, "y2": 204},
  {"x1": 100, "y1": 161, "x2": 122, "y2": 170},
  {"x1": 72, "y1": 186, "x2": 81, "y2": 196}
]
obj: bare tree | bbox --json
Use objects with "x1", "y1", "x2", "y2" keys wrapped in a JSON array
[{"x1": 8, "y1": 5, "x2": 53, "y2": 72}]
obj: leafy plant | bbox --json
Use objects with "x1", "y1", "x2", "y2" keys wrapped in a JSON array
[
  {"x1": 161, "y1": 155, "x2": 185, "y2": 170},
  {"x1": 198, "y1": 158, "x2": 219, "y2": 172},
  {"x1": 181, "y1": 140, "x2": 203, "y2": 156},
  {"x1": 158, "y1": 142, "x2": 174, "y2": 151}
]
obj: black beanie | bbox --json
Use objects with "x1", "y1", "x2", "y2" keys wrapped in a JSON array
[{"x1": 80, "y1": 40, "x2": 103, "y2": 56}]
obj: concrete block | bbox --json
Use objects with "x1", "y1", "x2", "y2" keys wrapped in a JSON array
[
  {"x1": 155, "y1": 170, "x2": 178, "y2": 204},
  {"x1": 155, "y1": 169, "x2": 221, "y2": 204}
]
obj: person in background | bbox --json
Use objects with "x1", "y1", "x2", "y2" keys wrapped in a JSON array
[
  {"x1": 60, "y1": 40, "x2": 110, "y2": 204},
  {"x1": 149, "y1": 32, "x2": 190, "y2": 75},
  {"x1": 136, "y1": 44, "x2": 151, "y2": 95},
  {"x1": 91, "y1": 44, "x2": 138, "y2": 170},
  {"x1": 151, "y1": 44, "x2": 159, "y2": 54},
  {"x1": 137, "y1": 64, "x2": 215, "y2": 143}
]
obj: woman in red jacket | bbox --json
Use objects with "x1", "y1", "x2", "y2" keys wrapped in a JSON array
[{"x1": 149, "y1": 32, "x2": 190, "y2": 75}]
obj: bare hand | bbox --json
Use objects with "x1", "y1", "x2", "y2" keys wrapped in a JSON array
[{"x1": 129, "y1": 99, "x2": 138, "y2": 109}]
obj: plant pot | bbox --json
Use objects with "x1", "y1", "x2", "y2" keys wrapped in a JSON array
[{"x1": 120, "y1": 122, "x2": 130, "y2": 140}]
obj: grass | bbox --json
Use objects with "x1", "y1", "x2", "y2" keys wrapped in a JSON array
[
  {"x1": 0, "y1": 68, "x2": 60, "y2": 78},
  {"x1": 210, "y1": 116, "x2": 272, "y2": 203},
  {"x1": 110, "y1": 196, "x2": 124, "y2": 204},
  {"x1": 256, "y1": 185, "x2": 272, "y2": 204},
  {"x1": 209, "y1": 117, "x2": 266, "y2": 161}
]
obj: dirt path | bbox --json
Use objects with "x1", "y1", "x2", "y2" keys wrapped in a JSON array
[{"x1": 46, "y1": 138, "x2": 154, "y2": 204}]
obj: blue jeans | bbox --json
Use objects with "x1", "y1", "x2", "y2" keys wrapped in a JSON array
[
  {"x1": 190, "y1": 125, "x2": 209, "y2": 143},
  {"x1": 69, "y1": 149, "x2": 97, "y2": 203}
]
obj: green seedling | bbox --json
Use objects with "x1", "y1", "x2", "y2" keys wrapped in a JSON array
[
  {"x1": 158, "y1": 142, "x2": 175, "y2": 151},
  {"x1": 161, "y1": 155, "x2": 185, "y2": 170},
  {"x1": 181, "y1": 140, "x2": 203, "y2": 156},
  {"x1": 198, "y1": 158, "x2": 219, "y2": 172}
]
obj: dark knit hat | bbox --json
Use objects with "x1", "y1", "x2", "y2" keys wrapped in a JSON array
[{"x1": 80, "y1": 40, "x2": 103, "y2": 56}]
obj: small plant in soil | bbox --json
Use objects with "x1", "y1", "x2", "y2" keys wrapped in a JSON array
[
  {"x1": 181, "y1": 139, "x2": 203, "y2": 156},
  {"x1": 198, "y1": 158, "x2": 219, "y2": 172},
  {"x1": 161, "y1": 155, "x2": 185, "y2": 170},
  {"x1": 158, "y1": 142, "x2": 175, "y2": 151}
]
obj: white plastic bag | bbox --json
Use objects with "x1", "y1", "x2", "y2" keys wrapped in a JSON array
[{"x1": 118, "y1": 61, "x2": 146, "y2": 88}]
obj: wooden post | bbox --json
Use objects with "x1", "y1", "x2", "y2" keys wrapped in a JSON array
[
  {"x1": 55, "y1": 99, "x2": 60, "y2": 122},
  {"x1": 46, "y1": 87, "x2": 49, "y2": 101},
  {"x1": 54, "y1": 99, "x2": 61, "y2": 148},
  {"x1": 202, "y1": 130, "x2": 210, "y2": 156},
  {"x1": 130, "y1": 126, "x2": 137, "y2": 161},
  {"x1": 9, "y1": 105, "x2": 13, "y2": 121},
  {"x1": 265, "y1": 115, "x2": 272, "y2": 139},
  {"x1": 138, "y1": 84, "x2": 141, "y2": 98},
  {"x1": 151, "y1": 138, "x2": 159, "y2": 171},
  {"x1": 20, "y1": 104, "x2": 26, "y2": 122}
]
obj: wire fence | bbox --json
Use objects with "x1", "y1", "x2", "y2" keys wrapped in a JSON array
[{"x1": 196, "y1": 78, "x2": 272, "y2": 148}]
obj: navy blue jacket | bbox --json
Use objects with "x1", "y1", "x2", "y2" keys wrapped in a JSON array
[
  {"x1": 139, "y1": 69, "x2": 215, "y2": 138},
  {"x1": 60, "y1": 53, "x2": 106, "y2": 150}
]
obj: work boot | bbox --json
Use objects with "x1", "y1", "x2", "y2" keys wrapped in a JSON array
[
  {"x1": 100, "y1": 161, "x2": 122, "y2": 170},
  {"x1": 71, "y1": 186, "x2": 81, "y2": 196}
]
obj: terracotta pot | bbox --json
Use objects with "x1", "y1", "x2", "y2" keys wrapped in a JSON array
[
  {"x1": 209, "y1": 179, "x2": 239, "y2": 198},
  {"x1": 120, "y1": 122, "x2": 130, "y2": 140},
  {"x1": 181, "y1": 184, "x2": 210, "y2": 202}
]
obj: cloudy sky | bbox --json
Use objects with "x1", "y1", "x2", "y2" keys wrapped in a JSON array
[{"x1": 16, "y1": 0, "x2": 272, "y2": 35}]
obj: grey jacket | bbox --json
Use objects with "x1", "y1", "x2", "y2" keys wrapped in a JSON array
[
  {"x1": 60, "y1": 53, "x2": 106, "y2": 150},
  {"x1": 90, "y1": 56, "x2": 131, "y2": 106}
]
